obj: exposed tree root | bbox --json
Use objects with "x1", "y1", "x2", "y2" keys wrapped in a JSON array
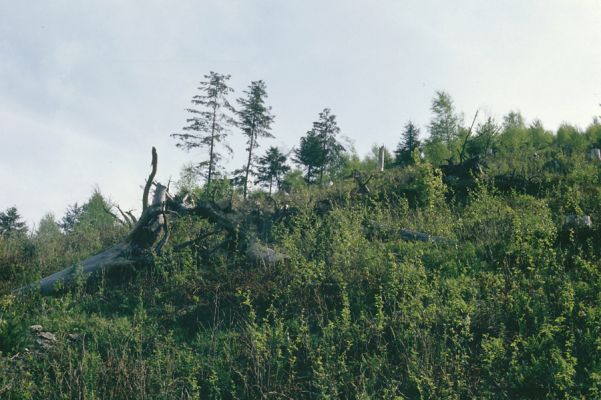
[{"x1": 18, "y1": 147, "x2": 285, "y2": 296}]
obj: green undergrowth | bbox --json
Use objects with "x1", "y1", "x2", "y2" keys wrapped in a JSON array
[{"x1": 2, "y1": 162, "x2": 601, "y2": 399}]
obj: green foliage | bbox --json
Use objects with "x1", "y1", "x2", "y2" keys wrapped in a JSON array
[
  {"x1": 423, "y1": 138, "x2": 451, "y2": 166},
  {"x1": 294, "y1": 129, "x2": 325, "y2": 184},
  {"x1": 0, "y1": 206, "x2": 27, "y2": 237},
  {"x1": 429, "y1": 91, "x2": 460, "y2": 145},
  {"x1": 256, "y1": 146, "x2": 290, "y2": 194},
  {"x1": 294, "y1": 108, "x2": 345, "y2": 185},
  {"x1": 395, "y1": 121, "x2": 421, "y2": 166},
  {"x1": 7, "y1": 101, "x2": 601, "y2": 398}
]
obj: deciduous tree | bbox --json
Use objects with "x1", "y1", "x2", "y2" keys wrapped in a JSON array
[
  {"x1": 294, "y1": 129, "x2": 325, "y2": 183},
  {"x1": 429, "y1": 91, "x2": 460, "y2": 145}
]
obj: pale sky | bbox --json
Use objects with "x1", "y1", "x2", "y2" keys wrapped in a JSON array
[{"x1": 1, "y1": 0, "x2": 600, "y2": 226}]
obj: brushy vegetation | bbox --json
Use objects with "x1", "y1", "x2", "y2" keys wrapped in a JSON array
[{"x1": 2, "y1": 118, "x2": 601, "y2": 399}]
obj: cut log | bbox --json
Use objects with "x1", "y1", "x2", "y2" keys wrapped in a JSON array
[
  {"x1": 245, "y1": 240, "x2": 286, "y2": 265},
  {"x1": 564, "y1": 214, "x2": 592, "y2": 228}
]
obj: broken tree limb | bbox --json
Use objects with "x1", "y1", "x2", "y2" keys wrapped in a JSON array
[
  {"x1": 101, "y1": 203, "x2": 129, "y2": 228},
  {"x1": 116, "y1": 205, "x2": 134, "y2": 228},
  {"x1": 350, "y1": 170, "x2": 372, "y2": 195},
  {"x1": 126, "y1": 210, "x2": 138, "y2": 225},
  {"x1": 399, "y1": 229, "x2": 453, "y2": 244},
  {"x1": 245, "y1": 240, "x2": 287, "y2": 265},
  {"x1": 154, "y1": 186, "x2": 170, "y2": 254},
  {"x1": 365, "y1": 219, "x2": 453, "y2": 244},
  {"x1": 459, "y1": 109, "x2": 479, "y2": 163},
  {"x1": 173, "y1": 228, "x2": 221, "y2": 251},
  {"x1": 168, "y1": 198, "x2": 287, "y2": 265},
  {"x1": 142, "y1": 147, "x2": 158, "y2": 211},
  {"x1": 21, "y1": 243, "x2": 135, "y2": 295}
]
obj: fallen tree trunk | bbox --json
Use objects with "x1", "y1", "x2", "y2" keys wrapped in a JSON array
[
  {"x1": 365, "y1": 219, "x2": 452, "y2": 244},
  {"x1": 399, "y1": 228, "x2": 453, "y2": 244},
  {"x1": 21, "y1": 243, "x2": 135, "y2": 295},
  {"x1": 18, "y1": 148, "x2": 167, "y2": 295},
  {"x1": 18, "y1": 147, "x2": 285, "y2": 296}
]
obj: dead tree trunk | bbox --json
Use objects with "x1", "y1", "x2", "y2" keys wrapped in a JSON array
[
  {"x1": 18, "y1": 147, "x2": 284, "y2": 296},
  {"x1": 18, "y1": 148, "x2": 166, "y2": 295}
]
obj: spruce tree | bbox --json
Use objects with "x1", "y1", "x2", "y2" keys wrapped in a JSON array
[
  {"x1": 0, "y1": 206, "x2": 27, "y2": 237},
  {"x1": 256, "y1": 147, "x2": 290, "y2": 194},
  {"x1": 295, "y1": 108, "x2": 344, "y2": 184},
  {"x1": 294, "y1": 129, "x2": 325, "y2": 184},
  {"x1": 236, "y1": 80, "x2": 274, "y2": 199},
  {"x1": 60, "y1": 203, "x2": 84, "y2": 233},
  {"x1": 172, "y1": 72, "x2": 235, "y2": 185},
  {"x1": 394, "y1": 121, "x2": 421, "y2": 166},
  {"x1": 313, "y1": 108, "x2": 344, "y2": 184}
]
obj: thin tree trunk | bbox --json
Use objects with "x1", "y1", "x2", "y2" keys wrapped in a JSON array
[
  {"x1": 208, "y1": 104, "x2": 217, "y2": 186},
  {"x1": 243, "y1": 133, "x2": 255, "y2": 199}
]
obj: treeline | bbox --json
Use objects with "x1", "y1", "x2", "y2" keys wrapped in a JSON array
[
  {"x1": 171, "y1": 71, "x2": 601, "y2": 197},
  {"x1": 1, "y1": 74, "x2": 600, "y2": 289},
  {"x1": 1, "y1": 72, "x2": 600, "y2": 274}
]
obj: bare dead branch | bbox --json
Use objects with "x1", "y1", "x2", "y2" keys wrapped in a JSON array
[
  {"x1": 459, "y1": 109, "x2": 480, "y2": 163},
  {"x1": 101, "y1": 203, "x2": 128, "y2": 227},
  {"x1": 127, "y1": 211, "x2": 138, "y2": 224},
  {"x1": 115, "y1": 205, "x2": 134, "y2": 227},
  {"x1": 155, "y1": 200, "x2": 170, "y2": 254},
  {"x1": 173, "y1": 228, "x2": 222, "y2": 251},
  {"x1": 18, "y1": 147, "x2": 286, "y2": 296},
  {"x1": 142, "y1": 147, "x2": 158, "y2": 211}
]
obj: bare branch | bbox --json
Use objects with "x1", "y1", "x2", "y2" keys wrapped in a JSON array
[
  {"x1": 459, "y1": 109, "x2": 480, "y2": 163},
  {"x1": 127, "y1": 211, "x2": 138, "y2": 224},
  {"x1": 115, "y1": 205, "x2": 134, "y2": 227},
  {"x1": 155, "y1": 200, "x2": 170, "y2": 254},
  {"x1": 101, "y1": 203, "x2": 128, "y2": 227},
  {"x1": 142, "y1": 147, "x2": 158, "y2": 211},
  {"x1": 173, "y1": 228, "x2": 222, "y2": 251}
]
